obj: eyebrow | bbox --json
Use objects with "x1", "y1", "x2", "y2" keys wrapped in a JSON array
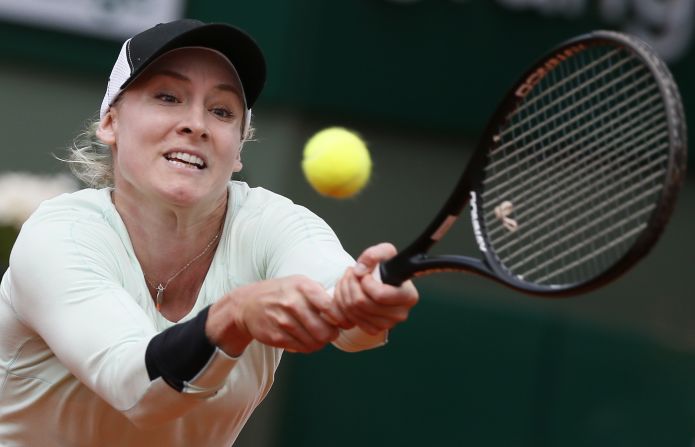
[{"x1": 152, "y1": 69, "x2": 242, "y2": 95}]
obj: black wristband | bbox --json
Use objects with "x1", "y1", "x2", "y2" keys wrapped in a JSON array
[{"x1": 145, "y1": 305, "x2": 216, "y2": 392}]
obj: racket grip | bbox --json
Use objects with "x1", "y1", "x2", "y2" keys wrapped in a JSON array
[{"x1": 378, "y1": 259, "x2": 409, "y2": 286}]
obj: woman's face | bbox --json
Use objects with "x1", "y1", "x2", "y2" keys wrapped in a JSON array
[{"x1": 98, "y1": 47, "x2": 245, "y2": 208}]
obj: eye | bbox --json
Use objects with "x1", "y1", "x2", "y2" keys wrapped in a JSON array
[
  {"x1": 155, "y1": 93, "x2": 179, "y2": 103},
  {"x1": 210, "y1": 107, "x2": 234, "y2": 119}
]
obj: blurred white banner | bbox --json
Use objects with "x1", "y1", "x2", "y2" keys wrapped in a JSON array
[{"x1": 0, "y1": 0, "x2": 185, "y2": 39}]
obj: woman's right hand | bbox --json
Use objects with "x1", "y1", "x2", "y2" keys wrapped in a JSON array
[{"x1": 205, "y1": 275, "x2": 349, "y2": 356}]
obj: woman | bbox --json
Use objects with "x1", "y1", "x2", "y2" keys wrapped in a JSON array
[{"x1": 0, "y1": 19, "x2": 418, "y2": 447}]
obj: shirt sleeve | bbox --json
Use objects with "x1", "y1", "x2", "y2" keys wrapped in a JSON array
[
  {"x1": 259, "y1": 202, "x2": 354, "y2": 283},
  {"x1": 8, "y1": 211, "x2": 236, "y2": 427}
]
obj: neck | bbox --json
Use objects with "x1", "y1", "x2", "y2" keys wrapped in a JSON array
[
  {"x1": 114, "y1": 185, "x2": 226, "y2": 255},
  {"x1": 112, "y1": 185, "x2": 228, "y2": 319}
]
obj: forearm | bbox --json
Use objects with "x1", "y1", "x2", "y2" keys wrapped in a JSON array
[
  {"x1": 120, "y1": 306, "x2": 242, "y2": 427},
  {"x1": 146, "y1": 306, "x2": 237, "y2": 393}
]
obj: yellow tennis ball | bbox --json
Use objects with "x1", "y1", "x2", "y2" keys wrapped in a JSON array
[{"x1": 302, "y1": 127, "x2": 372, "y2": 199}]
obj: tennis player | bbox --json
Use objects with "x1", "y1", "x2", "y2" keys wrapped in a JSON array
[{"x1": 0, "y1": 19, "x2": 418, "y2": 446}]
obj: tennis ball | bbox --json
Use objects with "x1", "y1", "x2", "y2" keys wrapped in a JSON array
[{"x1": 302, "y1": 127, "x2": 372, "y2": 199}]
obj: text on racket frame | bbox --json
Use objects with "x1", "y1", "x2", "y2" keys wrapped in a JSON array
[
  {"x1": 515, "y1": 43, "x2": 588, "y2": 98},
  {"x1": 470, "y1": 191, "x2": 488, "y2": 253}
]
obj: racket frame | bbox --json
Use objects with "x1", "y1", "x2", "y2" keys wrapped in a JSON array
[{"x1": 380, "y1": 30, "x2": 687, "y2": 297}]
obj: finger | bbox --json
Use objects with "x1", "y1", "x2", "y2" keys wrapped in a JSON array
[
  {"x1": 360, "y1": 274, "x2": 419, "y2": 308},
  {"x1": 285, "y1": 299, "x2": 340, "y2": 346},
  {"x1": 341, "y1": 268, "x2": 391, "y2": 334},
  {"x1": 319, "y1": 293, "x2": 354, "y2": 330},
  {"x1": 296, "y1": 279, "x2": 332, "y2": 312},
  {"x1": 340, "y1": 307, "x2": 383, "y2": 335},
  {"x1": 320, "y1": 307, "x2": 352, "y2": 330},
  {"x1": 270, "y1": 311, "x2": 327, "y2": 352},
  {"x1": 353, "y1": 243, "x2": 398, "y2": 277},
  {"x1": 335, "y1": 269, "x2": 379, "y2": 333},
  {"x1": 341, "y1": 300, "x2": 401, "y2": 332},
  {"x1": 348, "y1": 299, "x2": 410, "y2": 325},
  {"x1": 335, "y1": 269, "x2": 359, "y2": 326},
  {"x1": 300, "y1": 279, "x2": 352, "y2": 329},
  {"x1": 345, "y1": 271, "x2": 416, "y2": 329},
  {"x1": 258, "y1": 319, "x2": 314, "y2": 353}
]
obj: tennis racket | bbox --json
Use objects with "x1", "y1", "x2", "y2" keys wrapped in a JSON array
[{"x1": 378, "y1": 30, "x2": 687, "y2": 296}]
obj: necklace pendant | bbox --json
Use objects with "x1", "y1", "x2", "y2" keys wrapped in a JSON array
[{"x1": 155, "y1": 284, "x2": 165, "y2": 311}]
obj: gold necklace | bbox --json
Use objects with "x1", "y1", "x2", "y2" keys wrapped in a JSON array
[{"x1": 144, "y1": 230, "x2": 221, "y2": 311}]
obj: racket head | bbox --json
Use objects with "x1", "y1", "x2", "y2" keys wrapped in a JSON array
[{"x1": 468, "y1": 30, "x2": 688, "y2": 296}]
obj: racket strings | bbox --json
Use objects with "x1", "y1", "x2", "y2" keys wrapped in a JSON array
[
  {"x1": 490, "y1": 59, "x2": 644, "y2": 159},
  {"x1": 507, "y1": 49, "x2": 622, "y2": 125},
  {"x1": 502, "y1": 171, "x2": 664, "y2": 270},
  {"x1": 532, "y1": 224, "x2": 648, "y2": 284},
  {"x1": 489, "y1": 163, "x2": 667, "y2": 279},
  {"x1": 483, "y1": 94, "x2": 663, "y2": 203},
  {"x1": 492, "y1": 156, "x2": 667, "y2": 252},
  {"x1": 490, "y1": 148, "x2": 667, "y2": 256},
  {"x1": 484, "y1": 72, "x2": 657, "y2": 183},
  {"x1": 512, "y1": 206, "x2": 653, "y2": 279},
  {"x1": 487, "y1": 117, "x2": 667, "y2": 242},
  {"x1": 480, "y1": 44, "x2": 670, "y2": 286},
  {"x1": 501, "y1": 184, "x2": 662, "y2": 266}
]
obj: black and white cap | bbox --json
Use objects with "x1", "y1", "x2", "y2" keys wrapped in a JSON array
[{"x1": 99, "y1": 19, "x2": 266, "y2": 135}]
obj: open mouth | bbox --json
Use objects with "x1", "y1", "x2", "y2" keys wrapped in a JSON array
[{"x1": 164, "y1": 151, "x2": 206, "y2": 169}]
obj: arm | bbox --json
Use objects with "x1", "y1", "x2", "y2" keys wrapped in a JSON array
[
  {"x1": 250, "y1": 200, "x2": 417, "y2": 352},
  {"x1": 9, "y1": 216, "x2": 236, "y2": 427}
]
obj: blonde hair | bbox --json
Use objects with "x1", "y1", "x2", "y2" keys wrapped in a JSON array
[
  {"x1": 65, "y1": 119, "x2": 114, "y2": 189},
  {"x1": 64, "y1": 115, "x2": 255, "y2": 189}
]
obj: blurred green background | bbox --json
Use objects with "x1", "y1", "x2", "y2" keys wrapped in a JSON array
[{"x1": 1, "y1": 1, "x2": 695, "y2": 446}]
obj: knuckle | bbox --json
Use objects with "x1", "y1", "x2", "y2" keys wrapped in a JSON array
[
  {"x1": 297, "y1": 279, "x2": 323, "y2": 297},
  {"x1": 268, "y1": 332, "x2": 285, "y2": 346},
  {"x1": 285, "y1": 275, "x2": 305, "y2": 289},
  {"x1": 275, "y1": 315, "x2": 295, "y2": 331},
  {"x1": 278, "y1": 295, "x2": 300, "y2": 312}
]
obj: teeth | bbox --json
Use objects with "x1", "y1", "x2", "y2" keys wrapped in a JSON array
[{"x1": 166, "y1": 151, "x2": 205, "y2": 168}]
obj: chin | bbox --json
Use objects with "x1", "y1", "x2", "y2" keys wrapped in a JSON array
[{"x1": 161, "y1": 182, "x2": 224, "y2": 208}]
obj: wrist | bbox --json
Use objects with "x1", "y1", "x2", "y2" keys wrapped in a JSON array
[{"x1": 206, "y1": 296, "x2": 253, "y2": 357}]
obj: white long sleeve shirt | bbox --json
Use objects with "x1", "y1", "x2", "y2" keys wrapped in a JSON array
[{"x1": 0, "y1": 181, "x2": 382, "y2": 447}]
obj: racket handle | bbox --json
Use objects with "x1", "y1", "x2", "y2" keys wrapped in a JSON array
[{"x1": 378, "y1": 258, "x2": 410, "y2": 287}]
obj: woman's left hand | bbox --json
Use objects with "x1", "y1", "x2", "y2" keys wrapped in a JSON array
[{"x1": 332, "y1": 243, "x2": 419, "y2": 335}]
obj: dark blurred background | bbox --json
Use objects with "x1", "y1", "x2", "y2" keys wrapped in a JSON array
[{"x1": 1, "y1": 1, "x2": 694, "y2": 446}]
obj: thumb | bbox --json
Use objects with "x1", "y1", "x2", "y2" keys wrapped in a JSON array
[{"x1": 354, "y1": 242, "x2": 397, "y2": 276}]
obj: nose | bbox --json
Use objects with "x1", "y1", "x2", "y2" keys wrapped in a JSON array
[{"x1": 177, "y1": 104, "x2": 209, "y2": 140}]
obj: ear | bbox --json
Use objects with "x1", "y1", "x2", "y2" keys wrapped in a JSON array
[
  {"x1": 96, "y1": 110, "x2": 117, "y2": 147},
  {"x1": 232, "y1": 150, "x2": 243, "y2": 173}
]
